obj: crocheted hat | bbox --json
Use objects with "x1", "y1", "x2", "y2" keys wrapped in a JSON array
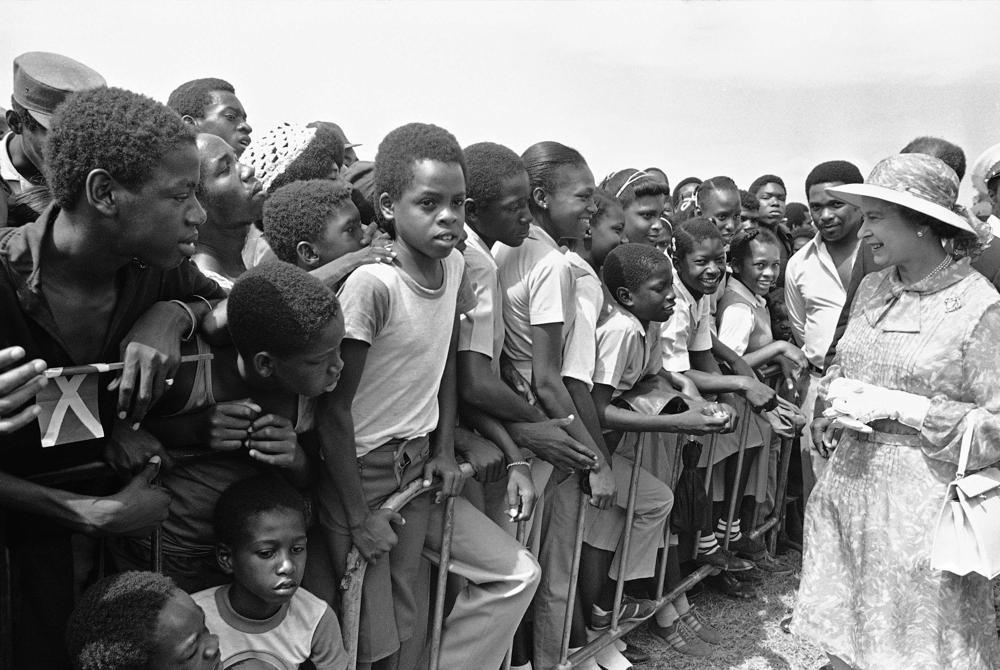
[
  {"x1": 827, "y1": 153, "x2": 975, "y2": 235},
  {"x1": 240, "y1": 122, "x2": 318, "y2": 193}
]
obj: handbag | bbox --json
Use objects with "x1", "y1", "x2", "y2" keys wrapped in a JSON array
[{"x1": 930, "y1": 423, "x2": 1000, "y2": 578}]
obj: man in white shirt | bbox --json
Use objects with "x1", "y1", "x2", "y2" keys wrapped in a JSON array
[{"x1": 784, "y1": 160, "x2": 864, "y2": 500}]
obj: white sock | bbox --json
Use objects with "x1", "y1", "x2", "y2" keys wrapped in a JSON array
[
  {"x1": 698, "y1": 532, "x2": 719, "y2": 555},
  {"x1": 594, "y1": 643, "x2": 632, "y2": 670},
  {"x1": 674, "y1": 593, "x2": 691, "y2": 617},
  {"x1": 511, "y1": 664, "x2": 532, "y2": 670},
  {"x1": 715, "y1": 517, "x2": 742, "y2": 542},
  {"x1": 613, "y1": 638, "x2": 627, "y2": 652}
]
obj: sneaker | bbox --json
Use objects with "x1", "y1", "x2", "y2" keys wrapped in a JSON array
[
  {"x1": 648, "y1": 620, "x2": 714, "y2": 657},
  {"x1": 591, "y1": 596, "x2": 659, "y2": 630},
  {"x1": 694, "y1": 547, "x2": 754, "y2": 572},
  {"x1": 726, "y1": 534, "x2": 767, "y2": 562},
  {"x1": 679, "y1": 609, "x2": 721, "y2": 645}
]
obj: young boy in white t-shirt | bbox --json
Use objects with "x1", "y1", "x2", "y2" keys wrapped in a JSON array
[{"x1": 317, "y1": 123, "x2": 539, "y2": 670}]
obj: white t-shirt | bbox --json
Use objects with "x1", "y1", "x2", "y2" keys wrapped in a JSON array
[
  {"x1": 458, "y1": 225, "x2": 504, "y2": 370},
  {"x1": 661, "y1": 279, "x2": 713, "y2": 372},
  {"x1": 594, "y1": 301, "x2": 661, "y2": 397},
  {"x1": 495, "y1": 225, "x2": 575, "y2": 384},
  {"x1": 561, "y1": 251, "x2": 605, "y2": 390},
  {"x1": 338, "y1": 250, "x2": 470, "y2": 456},
  {"x1": 193, "y1": 584, "x2": 347, "y2": 670},
  {"x1": 1, "y1": 132, "x2": 33, "y2": 195}
]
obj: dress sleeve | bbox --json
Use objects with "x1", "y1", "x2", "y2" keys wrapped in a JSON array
[
  {"x1": 921, "y1": 303, "x2": 1000, "y2": 469},
  {"x1": 310, "y1": 604, "x2": 350, "y2": 669},
  {"x1": 716, "y1": 303, "x2": 754, "y2": 356}
]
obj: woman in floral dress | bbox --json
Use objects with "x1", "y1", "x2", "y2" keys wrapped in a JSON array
[{"x1": 792, "y1": 153, "x2": 1000, "y2": 669}]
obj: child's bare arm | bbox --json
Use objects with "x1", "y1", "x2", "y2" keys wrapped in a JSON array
[
  {"x1": 457, "y1": 350, "x2": 548, "y2": 423},
  {"x1": 531, "y1": 322, "x2": 615, "y2": 508},
  {"x1": 686, "y1": 348, "x2": 776, "y2": 411},
  {"x1": 317, "y1": 338, "x2": 402, "y2": 563},
  {"x1": 425, "y1": 314, "x2": 464, "y2": 499},
  {"x1": 590, "y1": 383, "x2": 729, "y2": 435}
]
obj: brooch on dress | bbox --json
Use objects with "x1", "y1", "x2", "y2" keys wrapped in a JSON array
[{"x1": 944, "y1": 296, "x2": 962, "y2": 312}]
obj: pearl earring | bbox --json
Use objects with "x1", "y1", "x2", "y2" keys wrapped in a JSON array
[{"x1": 917, "y1": 230, "x2": 925, "y2": 238}]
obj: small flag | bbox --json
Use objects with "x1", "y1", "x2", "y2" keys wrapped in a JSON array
[
  {"x1": 35, "y1": 353, "x2": 213, "y2": 448},
  {"x1": 36, "y1": 369, "x2": 105, "y2": 447}
]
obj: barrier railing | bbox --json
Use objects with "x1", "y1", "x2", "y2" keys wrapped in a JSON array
[{"x1": 0, "y1": 366, "x2": 799, "y2": 670}]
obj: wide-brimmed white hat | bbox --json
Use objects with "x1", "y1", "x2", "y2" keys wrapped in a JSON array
[{"x1": 826, "y1": 153, "x2": 975, "y2": 235}]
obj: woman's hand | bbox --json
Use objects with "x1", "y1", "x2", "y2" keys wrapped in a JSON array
[{"x1": 506, "y1": 463, "x2": 536, "y2": 522}]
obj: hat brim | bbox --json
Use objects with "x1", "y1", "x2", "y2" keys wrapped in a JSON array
[
  {"x1": 344, "y1": 143, "x2": 361, "y2": 149},
  {"x1": 21, "y1": 105, "x2": 52, "y2": 129},
  {"x1": 826, "y1": 183, "x2": 975, "y2": 235}
]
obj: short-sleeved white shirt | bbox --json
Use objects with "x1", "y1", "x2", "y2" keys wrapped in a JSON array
[
  {"x1": 594, "y1": 302, "x2": 661, "y2": 397},
  {"x1": 495, "y1": 225, "x2": 575, "y2": 384},
  {"x1": 561, "y1": 251, "x2": 604, "y2": 389},
  {"x1": 661, "y1": 279, "x2": 712, "y2": 372},
  {"x1": 458, "y1": 225, "x2": 504, "y2": 370},
  {"x1": 716, "y1": 278, "x2": 769, "y2": 356},
  {"x1": 338, "y1": 250, "x2": 466, "y2": 456}
]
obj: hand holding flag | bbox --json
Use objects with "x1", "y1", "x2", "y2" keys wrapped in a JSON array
[{"x1": 0, "y1": 346, "x2": 49, "y2": 434}]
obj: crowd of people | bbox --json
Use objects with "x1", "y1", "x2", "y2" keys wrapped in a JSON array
[{"x1": 2, "y1": 50, "x2": 1000, "y2": 670}]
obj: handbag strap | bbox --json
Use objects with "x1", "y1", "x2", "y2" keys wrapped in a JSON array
[{"x1": 956, "y1": 419, "x2": 975, "y2": 478}]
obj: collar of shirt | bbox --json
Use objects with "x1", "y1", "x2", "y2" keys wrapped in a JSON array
[
  {"x1": 865, "y1": 256, "x2": 971, "y2": 332},
  {"x1": 0, "y1": 132, "x2": 34, "y2": 192},
  {"x1": 727, "y1": 274, "x2": 767, "y2": 309},
  {"x1": 463, "y1": 224, "x2": 496, "y2": 265},
  {"x1": 564, "y1": 249, "x2": 599, "y2": 281},
  {"x1": 796, "y1": 232, "x2": 855, "y2": 291}
]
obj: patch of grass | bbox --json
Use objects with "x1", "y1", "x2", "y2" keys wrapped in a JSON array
[{"x1": 623, "y1": 551, "x2": 828, "y2": 669}]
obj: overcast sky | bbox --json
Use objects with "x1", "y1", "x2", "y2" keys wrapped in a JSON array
[{"x1": 3, "y1": 0, "x2": 998, "y2": 203}]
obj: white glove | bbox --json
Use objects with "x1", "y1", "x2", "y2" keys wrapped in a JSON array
[{"x1": 824, "y1": 377, "x2": 929, "y2": 430}]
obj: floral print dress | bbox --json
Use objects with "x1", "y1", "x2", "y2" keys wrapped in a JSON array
[{"x1": 792, "y1": 259, "x2": 1000, "y2": 669}]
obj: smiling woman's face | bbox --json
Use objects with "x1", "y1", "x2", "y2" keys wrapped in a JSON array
[{"x1": 856, "y1": 197, "x2": 927, "y2": 268}]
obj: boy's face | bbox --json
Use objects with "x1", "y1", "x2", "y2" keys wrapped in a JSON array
[
  {"x1": 473, "y1": 171, "x2": 532, "y2": 247},
  {"x1": 626, "y1": 263, "x2": 675, "y2": 323},
  {"x1": 116, "y1": 143, "x2": 206, "y2": 269},
  {"x1": 149, "y1": 589, "x2": 221, "y2": 670},
  {"x1": 384, "y1": 159, "x2": 465, "y2": 261},
  {"x1": 268, "y1": 311, "x2": 345, "y2": 397},
  {"x1": 589, "y1": 206, "x2": 627, "y2": 267},
  {"x1": 755, "y1": 182, "x2": 787, "y2": 226},
  {"x1": 740, "y1": 204, "x2": 760, "y2": 230},
  {"x1": 196, "y1": 90, "x2": 253, "y2": 156},
  {"x1": 677, "y1": 237, "x2": 726, "y2": 297},
  {"x1": 308, "y1": 202, "x2": 365, "y2": 266},
  {"x1": 624, "y1": 194, "x2": 667, "y2": 246},
  {"x1": 222, "y1": 508, "x2": 308, "y2": 614},
  {"x1": 807, "y1": 182, "x2": 862, "y2": 244},
  {"x1": 545, "y1": 164, "x2": 597, "y2": 241},
  {"x1": 197, "y1": 134, "x2": 264, "y2": 226},
  {"x1": 699, "y1": 189, "x2": 740, "y2": 245}
]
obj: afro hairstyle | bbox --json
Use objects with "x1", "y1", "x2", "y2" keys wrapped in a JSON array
[
  {"x1": 748, "y1": 174, "x2": 785, "y2": 197},
  {"x1": 213, "y1": 473, "x2": 308, "y2": 548},
  {"x1": 784, "y1": 202, "x2": 810, "y2": 228},
  {"x1": 671, "y1": 176, "x2": 702, "y2": 208},
  {"x1": 603, "y1": 242, "x2": 672, "y2": 303},
  {"x1": 263, "y1": 179, "x2": 356, "y2": 264},
  {"x1": 901, "y1": 136, "x2": 966, "y2": 180},
  {"x1": 227, "y1": 261, "x2": 340, "y2": 360},
  {"x1": 44, "y1": 87, "x2": 195, "y2": 209},
  {"x1": 729, "y1": 226, "x2": 781, "y2": 271},
  {"x1": 695, "y1": 175, "x2": 739, "y2": 208},
  {"x1": 739, "y1": 189, "x2": 759, "y2": 211},
  {"x1": 307, "y1": 121, "x2": 347, "y2": 169},
  {"x1": 374, "y1": 122, "x2": 465, "y2": 234},
  {"x1": 166, "y1": 77, "x2": 235, "y2": 119},
  {"x1": 267, "y1": 124, "x2": 345, "y2": 194},
  {"x1": 463, "y1": 141, "x2": 526, "y2": 207},
  {"x1": 672, "y1": 216, "x2": 723, "y2": 262},
  {"x1": 66, "y1": 570, "x2": 178, "y2": 670},
  {"x1": 804, "y1": 160, "x2": 863, "y2": 195},
  {"x1": 600, "y1": 169, "x2": 670, "y2": 208}
]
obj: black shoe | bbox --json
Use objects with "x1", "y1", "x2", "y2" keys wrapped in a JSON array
[
  {"x1": 705, "y1": 571, "x2": 757, "y2": 599},
  {"x1": 726, "y1": 534, "x2": 767, "y2": 562},
  {"x1": 694, "y1": 548, "x2": 754, "y2": 572}
]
